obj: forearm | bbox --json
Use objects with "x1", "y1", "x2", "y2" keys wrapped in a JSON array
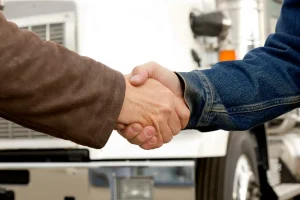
[
  {"x1": 177, "y1": 0, "x2": 300, "y2": 131},
  {"x1": 0, "y1": 12, "x2": 125, "y2": 148}
]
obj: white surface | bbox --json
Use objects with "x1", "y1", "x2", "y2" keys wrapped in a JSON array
[
  {"x1": 75, "y1": 0, "x2": 212, "y2": 73},
  {"x1": 0, "y1": 160, "x2": 194, "y2": 169},
  {"x1": 280, "y1": 133, "x2": 300, "y2": 180},
  {"x1": 88, "y1": 130, "x2": 229, "y2": 159},
  {"x1": 274, "y1": 184, "x2": 300, "y2": 200},
  {"x1": 0, "y1": 130, "x2": 229, "y2": 159},
  {"x1": 0, "y1": 138, "x2": 79, "y2": 149}
]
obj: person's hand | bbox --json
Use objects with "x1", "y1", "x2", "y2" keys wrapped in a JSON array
[
  {"x1": 117, "y1": 75, "x2": 189, "y2": 150},
  {"x1": 117, "y1": 62, "x2": 190, "y2": 149},
  {"x1": 130, "y1": 62, "x2": 183, "y2": 97}
]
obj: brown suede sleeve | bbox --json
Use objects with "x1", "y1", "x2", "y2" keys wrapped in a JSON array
[{"x1": 0, "y1": 12, "x2": 125, "y2": 149}]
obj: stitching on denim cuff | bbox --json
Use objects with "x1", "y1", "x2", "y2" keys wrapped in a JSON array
[
  {"x1": 212, "y1": 95, "x2": 300, "y2": 114},
  {"x1": 195, "y1": 71, "x2": 214, "y2": 127}
]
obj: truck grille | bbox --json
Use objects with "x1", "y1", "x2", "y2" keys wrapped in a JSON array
[
  {"x1": 0, "y1": 118, "x2": 50, "y2": 139},
  {"x1": 0, "y1": 23, "x2": 66, "y2": 139},
  {"x1": 21, "y1": 23, "x2": 65, "y2": 45}
]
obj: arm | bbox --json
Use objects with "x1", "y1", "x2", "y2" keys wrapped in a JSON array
[
  {"x1": 0, "y1": 11, "x2": 125, "y2": 148},
  {"x1": 124, "y1": 0, "x2": 300, "y2": 138},
  {"x1": 0, "y1": 11, "x2": 188, "y2": 150},
  {"x1": 177, "y1": 0, "x2": 300, "y2": 131}
]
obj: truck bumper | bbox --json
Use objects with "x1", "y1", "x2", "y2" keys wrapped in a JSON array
[{"x1": 0, "y1": 160, "x2": 196, "y2": 200}]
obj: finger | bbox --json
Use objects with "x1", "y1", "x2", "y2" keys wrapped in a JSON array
[
  {"x1": 130, "y1": 61, "x2": 165, "y2": 86},
  {"x1": 129, "y1": 65, "x2": 151, "y2": 86},
  {"x1": 155, "y1": 137, "x2": 164, "y2": 148},
  {"x1": 153, "y1": 127, "x2": 164, "y2": 148},
  {"x1": 131, "y1": 62, "x2": 163, "y2": 86},
  {"x1": 174, "y1": 97, "x2": 190, "y2": 129},
  {"x1": 118, "y1": 123, "x2": 143, "y2": 140},
  {"x1": 168, "y1": 107, "x2": 181, "y2": 136},
  {"x1": 130, "y1": 71, "x2": 149, "y2": 86},
  {"x1": 132, "y1": 62, "x2": 181, "y2": 94},
  {"x1": 140, "y1": 125, "x2": 164, "y2": 149},
  {"x1": 129, "y1": 126, "x2": 156, "y2": 145},
  {"x1": 159, "y1": 120, "x2": 173, "y2": 144},
  {"x1": 115, "y1": 123, "x2": 126, "y2": 130},
  {"x1": 140, "y1": 136, "x2": 158, "y2": 150},
  {"x1": 146, "y1": 136, "x2": 164, "y2": 150}
]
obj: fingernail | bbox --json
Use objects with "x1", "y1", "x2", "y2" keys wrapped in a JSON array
[
  {"x1": 130, "y1": 75, "x2": 140, "y2": 82},
  {"x1": 145, "y1": 129, "x2": 154, "y2": 138}
]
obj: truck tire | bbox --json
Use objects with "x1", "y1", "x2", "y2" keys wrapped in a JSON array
[{"x1": 196, "y1": 131, "x2": 260, "y2": 200}]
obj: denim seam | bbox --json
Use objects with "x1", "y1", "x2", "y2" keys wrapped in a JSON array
[
  {"x1": 176, "y1": 72, "x2": 195, "y2": 128},
  {"x1": 211, "y1": 95, "x2": 300, "y2": 114},
  {"x1": 196, "y1": 71, "x2": 214, "y2": 127}
]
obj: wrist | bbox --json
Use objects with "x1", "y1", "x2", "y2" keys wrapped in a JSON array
[{"x1": 174, "y1": 72, "x2": 186, "y2": 102}]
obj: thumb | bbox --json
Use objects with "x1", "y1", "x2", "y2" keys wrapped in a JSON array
[
  {"x1": 130, "y1": 62, "x2": 183, "y2": 97},
  {"x1": 130, "y1": 61, "x2": 159, "y2": 86},
  {"x1": 130, "y1": 68, "x2": 150, "y2": 86}
]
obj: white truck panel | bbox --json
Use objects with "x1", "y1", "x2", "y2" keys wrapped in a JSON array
[
  {"x1": 88, "y1": 130, "x2": 229, "y2": 159},
  {"x1": 0, "y1": 130, "x2": 229, "y2": 159},
  {"x1": 75, "y1": 0, "x2": 213, "y2": 73},
  {"x1": 0, "y1": 138, "x2": 79, "y2": 150}
]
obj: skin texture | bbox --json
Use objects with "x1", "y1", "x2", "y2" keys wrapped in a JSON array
[{"x1": 117, "y1": 63, "x2": 190, "y2": 150}]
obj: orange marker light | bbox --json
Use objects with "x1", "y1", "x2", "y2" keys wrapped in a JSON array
[{"x1": 219, "y1": 50, "x2": 236, "y2": 61}]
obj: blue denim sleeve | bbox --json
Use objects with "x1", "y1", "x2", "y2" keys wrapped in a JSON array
[{"x1": 177, "y1": 0, "x2": 300, "y2": 131}]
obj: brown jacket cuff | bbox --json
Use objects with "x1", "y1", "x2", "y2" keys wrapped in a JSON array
[{"x1": 93, "y1": 70, "x2": 125, "y2": 148}]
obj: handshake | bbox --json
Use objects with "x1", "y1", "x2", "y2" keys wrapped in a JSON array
[{"x1": 115, "y1": 62, "x2": 190, "y2": 150}]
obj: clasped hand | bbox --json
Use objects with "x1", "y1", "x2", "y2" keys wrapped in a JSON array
[{"x1": 116, "y1": 62, "x2": 190, "y2": 150}]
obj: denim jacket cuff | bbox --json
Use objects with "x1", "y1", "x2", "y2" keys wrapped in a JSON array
[{"x1": 176, "y1": 70, "x2": 214, "y2": 129}]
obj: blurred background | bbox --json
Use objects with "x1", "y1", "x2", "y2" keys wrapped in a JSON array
[{"x1": 1, "y1": 0, "x2": 300, "y2": 200}]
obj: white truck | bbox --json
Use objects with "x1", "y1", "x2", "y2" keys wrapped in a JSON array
[{"x1": 0, "y1": 0, "x2": 300, "y2": 199}]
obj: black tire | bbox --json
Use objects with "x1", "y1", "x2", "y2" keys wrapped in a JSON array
[{"x1": 196, "y1": 131, "x2": 260, "y2": 200}]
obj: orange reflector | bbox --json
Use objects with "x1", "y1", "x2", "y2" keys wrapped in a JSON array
[{"x1": 219, "y1": 50, "x2": 236, "y2": 61}]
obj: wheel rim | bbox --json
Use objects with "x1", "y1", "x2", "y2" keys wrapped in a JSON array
[{"x1": 232, "y1": 154, "x2": 259, "y2": 200}]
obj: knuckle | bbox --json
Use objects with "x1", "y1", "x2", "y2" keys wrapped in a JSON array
[
  {"x1": 173, "y1": 128, "x2": 181, "y2": 136},
  {"x1": 118, "y1": 130, "x2": 126, "y2": 137},
  {"x1": 153, "y1": 114, "x2": 164, "y2": 125},
  {"x1": 128, "y1": 138, "x2": 143, "y2": 145},
  {"x1": 117, "y1": 130, "x2": 122, "y2": 135},
  {"x1": 155, "y1": 137, "x2": 164, "y2": 147},
  {"x1": 127, "y1": 139, "x2": 136, "y2": 145},
  {"x1": 162, "y1": 129, "x2": 173, "y2": 143},
  {"x1": 148, "y1": 61, "x2": 157, "y2": 66},
  {"x1": 164, "y1": 135, "x2": 173, "y2": 143},
  {"x1": 122, "y1": 131, "x2": 130, "y2": 139},
  {"x1": 173, "y1": 131, "x2": 180, "y2": 137},
  {"x1": 132, "y1": 67, "x2": 141, "y2": 75},
  {"x1": 173, "y1": 127, "x2": 181, "y2": 135},
  {"x1": 133, "y1": 65, "x2": 141, "y2": 71},
  {"x1": 157, "y1": 142, "x2": 164, "y2": 148},
  {"x1": 148, "y1": 61, "x2": 160, "y2": 73},
  {"x1": 161, "y1": 105, "x2": 172, "y2": 115},
  {"x1": 124, "y1": 131, "x2": 135, "y2": 140},
  {"x1": 183, "y1": 110, "x2": 191, "y2": 120}
]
